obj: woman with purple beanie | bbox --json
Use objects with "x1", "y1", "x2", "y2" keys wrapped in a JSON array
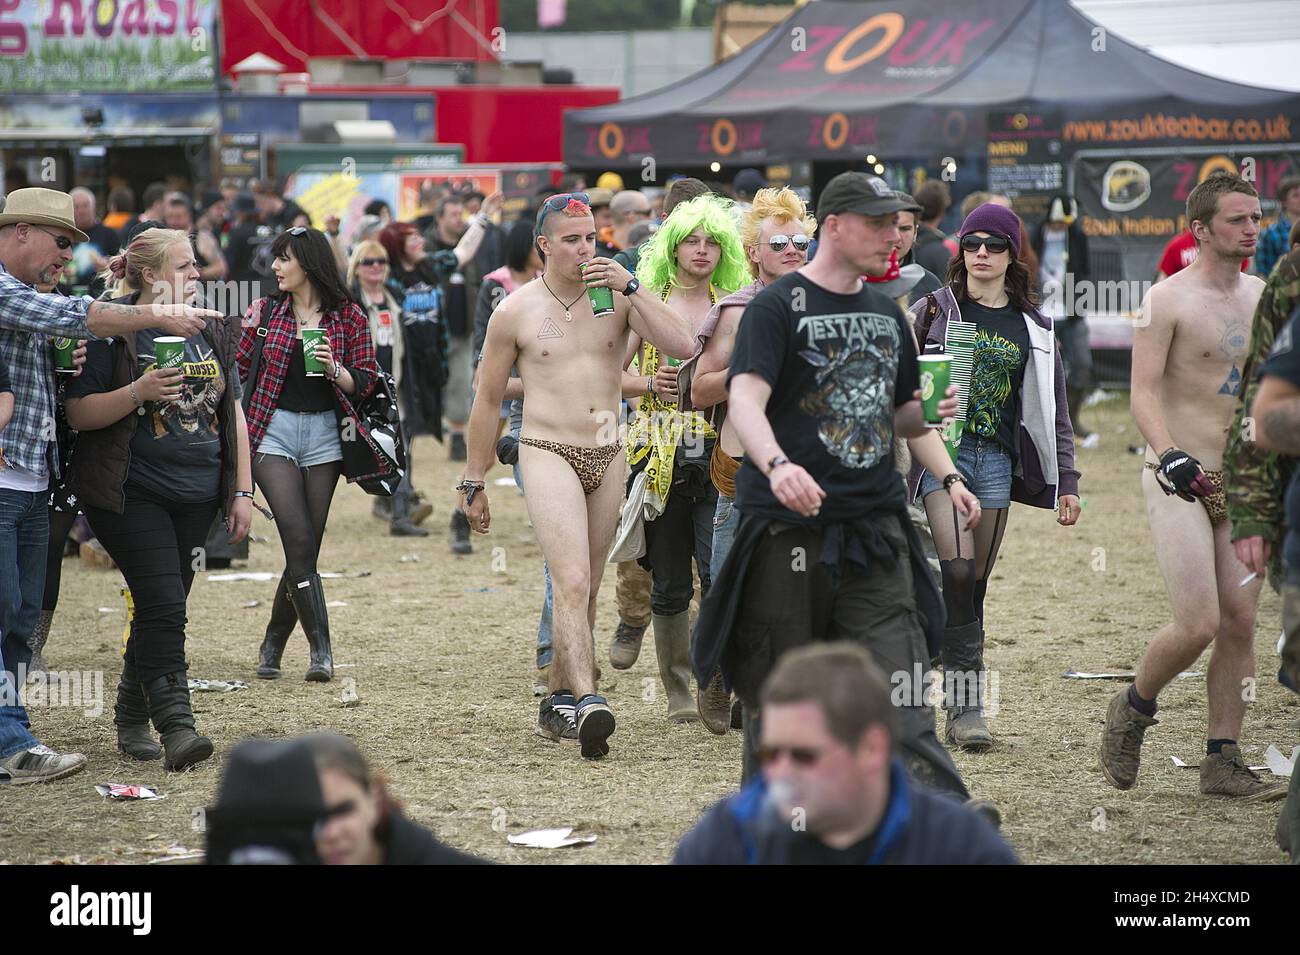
[{"x1": 907, "y1": 202, "x2": 1082, "y2": 752}]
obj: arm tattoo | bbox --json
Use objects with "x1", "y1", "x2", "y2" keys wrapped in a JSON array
[{"x1": 1262, "y1": 401, "x2": 1300, "y2": 455}]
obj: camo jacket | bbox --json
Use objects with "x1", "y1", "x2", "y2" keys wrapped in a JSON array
[{"x1": 1224, "y1": 247, "x2": 1300, "y2": 585}]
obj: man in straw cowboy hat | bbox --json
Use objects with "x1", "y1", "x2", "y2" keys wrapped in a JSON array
[{"x1": 0, "y1": 187, "x2": 221, "y2": 784}]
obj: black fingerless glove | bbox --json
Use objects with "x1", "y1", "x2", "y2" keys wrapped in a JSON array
[{"x1": 1157, "y1": 447, "x2": 1206, "y2": 501}]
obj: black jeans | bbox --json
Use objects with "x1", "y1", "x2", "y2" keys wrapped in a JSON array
[
  {"x1": 730, "y1": 518, "x2": 967, "y2": 798},
  {"x1": 640, "y1": 466, "x2": 716, "y2": 617},
  {"x1": 83, "y1": 484, "x2": 218, "y2": 684}
]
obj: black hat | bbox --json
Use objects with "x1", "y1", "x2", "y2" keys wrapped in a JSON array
[
  {"x1": 124, "y1": 218, "x2": 165, "y2": 246},
  {"x1": 733, "y1": 168, "x2": 766, "y2": 198},
  {"x1": 817, "y1": 172, "x2": 913, "y2": 220},
  {"x1": 892, "y1": 190, "x2": 923, "y2": 215},
  {"x1": 231, "y1": 192, "x2": 257, "y2": 215},
  {"x1": 205, "y1": 738, "x2": 328, "y2": 865},
  {"x1": 197, "y1": 190, "x2": 224, "y2": 219}
]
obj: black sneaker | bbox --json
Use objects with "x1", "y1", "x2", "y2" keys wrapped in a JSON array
[
  {"x1": 449, "y1": 432, "x2": 467, "y2": 462},
  {"x1": 450, "y1": 509, "x2": 473, "y2": 555},
  {"x1": 575, "y1": 694, "x2": 615, "y2": 759},
  {"x1": 536, "y1": 691, "x2": 578, "y2": 743}
]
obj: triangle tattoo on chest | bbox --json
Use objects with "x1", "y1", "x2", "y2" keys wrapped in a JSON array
[{"x1": 538, "y1": 318, "x2": 565, "y2": 341}]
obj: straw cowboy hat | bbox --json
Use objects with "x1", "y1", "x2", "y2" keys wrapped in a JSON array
[{"x1": 0, "y1": 188, "x2": 90, "y2": 243}]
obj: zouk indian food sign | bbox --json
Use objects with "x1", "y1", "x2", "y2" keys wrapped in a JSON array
[{"x1": 0, "y1": 0, "x2": 216, "y2": 91}]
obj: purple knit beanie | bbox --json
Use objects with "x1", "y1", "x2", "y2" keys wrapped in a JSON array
[{"x1": 958, "y1": 203, "x2": 1022, "y2": 258}]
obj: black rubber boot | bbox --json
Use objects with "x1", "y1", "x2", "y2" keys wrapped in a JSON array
[
  {"x1": 288, "y1": 574, "x2": 333, "y2": 682},
  {"x1": 390, "y1": 492, "x2": 429, "y2": 537},
  {"x1": 941, "y1": 621, "x2": 992, "y2": 752},
  {"x1": 141, "y1": 672, "x2": 213, "y2": 771},
  {"x1": 256, "y1": 573, "x2": 298, "y2": 679},
  {"x1": 115, "y1": 660, "x2": 162, "y2": 761},
  {"x1": 450, "y1": 508, "x2": 473, "y2": 555}
]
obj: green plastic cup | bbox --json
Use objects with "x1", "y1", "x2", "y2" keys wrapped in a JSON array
[
  {"x1": 301, "y1": 328, "x2": 326, "y2": 377},
  {"x1": 579, "y1": 263, "x2": 615, "y2": 317},
  {"x1": 52, "y1": 337, "x2": 77, "y2": 374},
  {"x1": 917, "y1": 355, "x2": 951, "y2": 428},
  {"x1": 153, "y1": 336, "x2": 186, "y2": 371}
]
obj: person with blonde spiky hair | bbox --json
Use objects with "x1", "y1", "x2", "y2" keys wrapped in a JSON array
[
  {"x1": 677, "y1": 186, "x2": 816, "y2": 732},
  {"x1": 613, "y1": 194, "x2": 747, "y2": 723}
]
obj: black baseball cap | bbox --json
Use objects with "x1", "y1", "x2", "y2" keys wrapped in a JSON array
[{"x1": 817, "y1": 172, "x2": 913, "y2": 220}]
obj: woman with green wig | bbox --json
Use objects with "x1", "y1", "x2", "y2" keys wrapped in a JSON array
[{"x1": 619, "y1": 193, "x2": 748, "y2": 723}]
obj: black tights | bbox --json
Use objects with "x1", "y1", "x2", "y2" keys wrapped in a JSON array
[
  {"x1": 253, "y1": 454, "x2": 341, "y2": 578},
  {"x1": 42, "y1": 507, "x2": 80, "y2": 612},
  {"x1": 922, "y1": 493, "x2": 1009, "y2": 629}
]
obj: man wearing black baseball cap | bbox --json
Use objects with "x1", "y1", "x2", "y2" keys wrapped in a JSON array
[{"x1": 692, "y1": 171, "x2": 982, "y2": 802}]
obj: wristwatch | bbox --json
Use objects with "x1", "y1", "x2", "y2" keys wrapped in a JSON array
[
  {"x1": 623, "y1": 277, "x2": 640, "y2": 296},
  {"x1": 766, "y1": 454, "x2": 790, "y2": 475}
]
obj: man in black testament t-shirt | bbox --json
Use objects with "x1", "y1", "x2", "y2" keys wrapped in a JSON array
[{"x1": 693, "y1": 172, "x2": 982, "y2": 797}]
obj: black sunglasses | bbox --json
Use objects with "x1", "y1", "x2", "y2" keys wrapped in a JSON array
[
  {"x1": 359, "y1": 257, "x2": 388, "y2": 267},
  {"x1": 536, "y1": 192, "x2": 590, "y2": 232},
  {"x1": 768, "y1": 234, "x2": 810, "y2": 253},
  {"x1": 960, "y1": 233, "x2": 1011, "y2": 254},
  {"x1": 34, "y1": 225, "x2": 73, "y2": 250},
  {"x1": 757, "y1": 744, "x2": 826, "y2": 768}
]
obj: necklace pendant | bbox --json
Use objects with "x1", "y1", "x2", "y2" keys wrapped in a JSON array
[{"x1": 565, "y1": 310, "x2": 572, "y2": 322}]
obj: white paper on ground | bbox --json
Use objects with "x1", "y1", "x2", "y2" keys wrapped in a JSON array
[
  {"x1": 1173, "y1": 754, "x2": 1270, "y2": 772},
  {"x1": 1063, "y1": 670, "x2": 1202, "y2": 680},
  {"x1": 188, "y1": 679, "x2": 249, "y2": 692},
  {"x1": 207, "y1": 572, "x2": 276, "y2": 582},
  {"x1": 326, "y1": 601, "x2": 348, "y2": 607},
  {"x1": 1264, "y1": 744, "x2": 1298, "y2": 777},
  {"x1": 319, "y1": 571, "x2": 371, "y2": 579},
  {"x1": 95, "y1": 784, "x2": 163, "y2": 800},
  {"x1": 97, "y1": 607, "x2": 119, "y2": 613},
  {"x1": 506, "y1": 827, "x2": 597, "y2": 849},
  {"x1": 493, "y1": 477, "x2": 518, "y2": 487}
]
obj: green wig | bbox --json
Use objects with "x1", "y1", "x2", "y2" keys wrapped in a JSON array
[{"x1": 636, "y1": 194, "x2": 749, "y2": 295}]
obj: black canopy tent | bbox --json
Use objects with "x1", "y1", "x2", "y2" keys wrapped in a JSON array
[
  {"x1": 566, "y1": 0, "x2": 1297, "y2": 167},
  {"x1": 565, "y1": 0, "x2": 1300, "y2": 284}
]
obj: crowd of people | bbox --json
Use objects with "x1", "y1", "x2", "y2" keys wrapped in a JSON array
[{"x1": 1, "y1": 158, "x2": 1297, "y2": 865}]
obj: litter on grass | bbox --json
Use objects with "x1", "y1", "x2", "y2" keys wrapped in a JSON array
[
  {"x1": 95, "y1": 784, "x2": 163, "y2": 800},
  {"x1": 187, "y1": 679, "x2": 249, "y2": 692},
  {"x1": 507, "y1": 827, "x2": 597, "y2": 849}
]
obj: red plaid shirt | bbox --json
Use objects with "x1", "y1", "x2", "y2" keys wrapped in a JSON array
[{"x1": 237, "y1": 295, "x2": 379, "y2": 451}]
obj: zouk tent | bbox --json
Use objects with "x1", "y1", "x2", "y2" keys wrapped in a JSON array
[{"x1": 565, "y1": 0, "x2": 1300, "y2": 282}]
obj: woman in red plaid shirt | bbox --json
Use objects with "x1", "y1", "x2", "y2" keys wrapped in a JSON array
[{"x1": 237, "y1": 228, "x2": 379, "y2": 683}]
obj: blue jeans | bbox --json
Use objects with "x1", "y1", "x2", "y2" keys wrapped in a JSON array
[
  {"x1": 711, "y1": 494, "x2": 739, "y2": 580},
  {"x1": 918, "y1": 435, "x2": 1013, "y2": 509},
  {"x1": 0, "y1": 488, "x2": 50, "y2": 742},
  {"x1": 510, "y1": 413, "x2": 554, "y2": 668},
  {"x1": 0, "y1": 637, "x2": 40, "y2": 758}
]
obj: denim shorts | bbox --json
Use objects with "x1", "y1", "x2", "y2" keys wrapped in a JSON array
[
  {"x1": 918, "y1": 435, "x2": 1012, "y2": 509},
  {"x1": 257, "y1": 409, "x2": 343, "y2": 468}
]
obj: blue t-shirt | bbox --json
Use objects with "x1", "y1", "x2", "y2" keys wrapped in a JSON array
[{"x1": 1258, "y1": 306, "x2": 1300, "y2": 569}]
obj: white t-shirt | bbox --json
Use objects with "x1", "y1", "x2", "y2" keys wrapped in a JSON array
[{"x1": 0, "y1": 461, "x2": 50, "y2": 493}]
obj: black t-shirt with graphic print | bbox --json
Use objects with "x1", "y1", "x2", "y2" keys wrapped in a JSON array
[
  {"x1": 68, "y1": 330, "x2": 235, "y2": 503},
  {"x1": 727, "y1": 271, "x2": 919, "y2": 524},
  {"x1": 957, "y1": 298, "x2": 1030, "y2": 460}
]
